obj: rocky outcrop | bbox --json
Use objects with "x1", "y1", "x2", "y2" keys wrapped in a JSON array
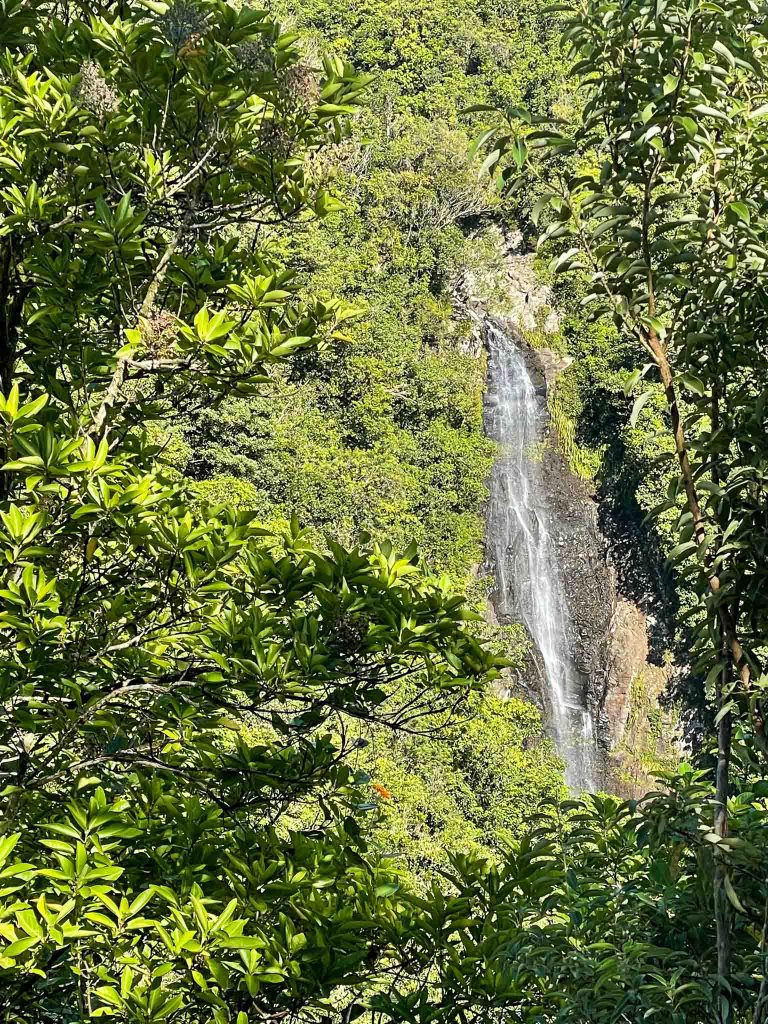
[
  {"x1": 603, "y1": 600, "x2": 680, "y2": 797},
  {"x1": 538, "y1": 427, "x2": 616, "y2": 707},
  {"x1": 461, "y1": 225, "x2": 683, "y2": 793},
  {"x1": 489, "y1": 329, "x2": 680, "y2": 792},
  {"x1": 454, "y1": 225, "x2": 560, "y2": 334},
  {"x1": 453, "y1": 225, "x2": 560, "y2": 358},
  {"x1": 604, "y1": 600, "x2": 650, "y2": 749}
]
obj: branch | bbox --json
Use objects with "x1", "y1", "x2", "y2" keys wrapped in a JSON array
[{"x1": 90, "y1": 227, "x2": 182, "y2": 439}]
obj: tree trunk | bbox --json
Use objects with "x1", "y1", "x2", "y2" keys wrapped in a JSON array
[
  {"x1": 0, "y1": 237, "x2": 31, "y2": 501},
  {"x1": 646, "y1": 328, "x2": 764, "y2": 753},
  {"x1": 90, "y1": 228, "x2": 181, "y2": 439},
  {"x1": 714, "y1": 683, "x2": 733, "y2": 1024},
  {"x1": 646, "y1": 327, "x2": 740, "y2": 1021}
]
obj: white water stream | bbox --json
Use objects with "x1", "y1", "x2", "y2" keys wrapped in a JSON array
[{"x1": 484, "y1": 322, "x2": 598, "y2": 791}]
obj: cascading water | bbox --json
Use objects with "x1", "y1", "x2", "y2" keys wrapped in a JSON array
[{"x1": 484, "y1": 321, "x2": 599, "y2": 792}]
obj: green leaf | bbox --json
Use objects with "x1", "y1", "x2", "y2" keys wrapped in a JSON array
[
  {"x1": 0, "y1": 835, "x2": 20, "y2": 868},
  {"x1": 216, "y1": 936, "x2": 265, "y2": 949},
  {"x1": 728, "y1": 201, "x2": 750, "y2": 224},
  {"x1": 678, "y1": 373, "x2": 706, "y2": 396},
  {"x1": 3, "y1": 936, "x2": 39, "y2": 958},
  {"x1": 629, "y1": 391, "x2": 653, "y2": 427},
  {"x1": 663, "y1": 74, "x2": 679, "y2": 96},
  {"x1": 375, "y1": 883, "x2": 400, "y2": 897},
  {"x1": 724, "y1": 874, "x2": 746, "y2": 914}
]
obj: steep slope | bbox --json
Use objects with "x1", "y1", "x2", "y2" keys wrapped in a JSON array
[
  {"x1": 181, "y1": 0, "x2": 681, "y2": 810},
  {"x1": 175, "y1": 0, "x2": 572, "y2": 874}
]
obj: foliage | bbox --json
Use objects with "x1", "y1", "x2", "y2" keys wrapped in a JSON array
[
  {"x1": 185, "y1": 0, "x2": 575, "y2": 586},
  {"x1": 13, "y1": 0, "x2": 760, "y2": 1021},
  {"x1": 0, "y1": 1, "x2": 506, "y2": 1018},
  {"x1": 354, "y1": 693, "x2": 564, "y2": 890},
  {"x1": 187, "y1": 349, "x2": 494, "y2": 580},
  {"x1": 178, "y1": 0, "x2": 573, "y2": 904},
  {"x1": 488, "y1": 0, "x2": 768, "y2": 707},
  {"x1": 475, "y1": 0, "x2": 768, "y2": 1018},
  {"x1": 374, "y1": 761, "x2": 768, "y2": 1024},
  {"x1": 275, "y1": 0, "x2": 570, "y2": 120}
]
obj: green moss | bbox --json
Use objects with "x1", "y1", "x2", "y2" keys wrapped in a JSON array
[
  {"x1": 524, "y1": 440, "x2": 547, "y2": 463},
  {"x1": 618, "y1": 672, "x2": 680, "y2": 782},
  {"x1": 548, "y1": 376, "x2": 605, "y2": 481}
]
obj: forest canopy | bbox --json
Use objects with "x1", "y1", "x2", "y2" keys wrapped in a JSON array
[{"x1": 2, "y1": 0, "x2": 768, "y2": 1023}]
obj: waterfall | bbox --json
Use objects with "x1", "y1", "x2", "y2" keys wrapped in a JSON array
[{"x1": 484, "y1": 321, "x2": 599, "y2": 792}]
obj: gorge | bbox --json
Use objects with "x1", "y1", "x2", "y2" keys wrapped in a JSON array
[{"x1": 5, "y1": 0, "x2": 768, "y2": 1019}]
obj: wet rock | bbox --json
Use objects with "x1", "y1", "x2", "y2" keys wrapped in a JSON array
[
  {"x1": 483, "y1": 321, "x2": 604, "y2": 789},
  {"x1": 481, "y1": 320, "x2": 681, "y2": 793},
  {"x1": 462, "y1": 228, "x2": 684, "y2": 793}
]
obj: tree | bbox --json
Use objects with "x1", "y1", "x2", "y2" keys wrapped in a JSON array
[
  {"x1": 0, "y1": 1, "x2": 502, "y2": 1018},
  {"x1": 475, "y1": 0, "x2": 768, "y2": 1019},
  {"x1": 374, "y1": 769, "x2": 768, "y2": 1024}
]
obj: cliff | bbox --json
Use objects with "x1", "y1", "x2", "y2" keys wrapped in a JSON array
[{"x1": 457, "y1": 226, "x2": 682, "y2": 794}]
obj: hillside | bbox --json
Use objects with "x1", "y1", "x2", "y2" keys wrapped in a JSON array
[
  {"x1": 178, "y1": 0, "x2": 577, "y2": 872},
  {"x1": 2, "y1": 1, "x2": 768, "y2": 1022}
]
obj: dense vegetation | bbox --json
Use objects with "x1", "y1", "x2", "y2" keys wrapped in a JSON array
[
  {"x1": 0, "y1": 1, "x2": 507, "y2": 1015},
  {"x1": 479, "y1": 0, "x2": 768, "y2": 1019},
  {"x1": 5, "y1": 0, "x2": 768, "y2": 1022},
  {"x1": 185, "y1": 0, "x2": 570, "y2": 580},
  {"x1": 178, "y1": 0, "x2": 570, "y2": 874}
]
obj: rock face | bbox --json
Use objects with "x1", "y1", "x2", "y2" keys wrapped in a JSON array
[
  {"x1": 489, "y1": 332, "x2": 615, "y2": 776},
  {"x1": 484, "y1": 327, "x2": 679, "y2": 792},
  {"x1": 483, "y1": 322, "x2": 605, "y2": 789},
  {"x1": 603, "y1": 601, "x2": 650, "y2": 750},
  {"x1": 495, "y1": 231, "x2": 560, "y2": 335},
  {"x1": 455, "y1": 224, "x2": 560, "y2": 335},
  {"x1": 453, "y1": 225, "x2": 560, "y2": 358},
  {"x1": 500, "y1": 336, "x2": 614, "y2": 691},
  {"x1": 458, "y1": 228, "x2": 682, "y2": 793},
  {"x1": 537, "y1": 415, "x2": 617, "y2": 721}
]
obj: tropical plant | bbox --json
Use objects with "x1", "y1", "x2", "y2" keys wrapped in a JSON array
[
  {"x1": 0, "y1": 1, "x2": 502, "y2": 1018},
  {"x1": 374, "y1": 765, "x2": 768, "y2": 1024},
  {"x1": 182, "y1": 0, "x2": 574, "y2": 589},
  {"x1": 475, "y1": 0, "x2": 768, "y2": 1019}
]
